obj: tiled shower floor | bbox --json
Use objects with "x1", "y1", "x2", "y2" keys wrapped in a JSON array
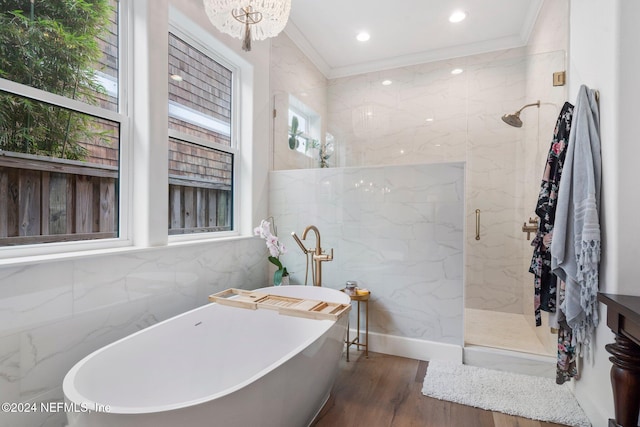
[{"x1": 465, "y1": 308, "x2": 556, "y2": 357}]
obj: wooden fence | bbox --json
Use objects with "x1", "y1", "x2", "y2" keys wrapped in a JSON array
[
  {"x1": 0, "y1": 152, "x2": 232, "y2": 245},
  {"x1": 0, "y1": 152, "x2": 118, "y2": 246},
  {"x1": 168, "y1": 174, "x2": 232, "y2": 235}
]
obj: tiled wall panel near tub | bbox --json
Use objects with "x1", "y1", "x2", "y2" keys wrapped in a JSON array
[
  {"x1": 270, "y1": 163, "x2": 464, "y2": 345},
  {"x1": 0, "y1": 238, "x2": 265, "y2": 427}
]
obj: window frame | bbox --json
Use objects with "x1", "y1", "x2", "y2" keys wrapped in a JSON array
[
  {"x1": 0, "y1": 0, "x2": 131, "y2": 259},
  {"x1": 288, "y1": 95, "x2": 321, "y2": 159},
  {"x1": 0, "y1": 2, "x2": 255, "y2": 262},
  {"x1": 167, "y1": 16, "x2": 241, "y2": 242}
]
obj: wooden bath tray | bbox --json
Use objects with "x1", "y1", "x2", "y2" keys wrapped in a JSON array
[{"x1": 208, "y1": 288, "x2": 350, "y2": 320}]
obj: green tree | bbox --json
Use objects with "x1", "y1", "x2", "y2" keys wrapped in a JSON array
[{"x1": 0, "y1": 0, "x2": 112, "y2": 160}]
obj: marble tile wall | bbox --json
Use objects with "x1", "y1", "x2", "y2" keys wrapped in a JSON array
[
  {"x1": 271, "y1": 34, "x2": 329, "y2": 170},
  {"x1": 0, "y1": 238, "x2": 265, "y2": 427},
  {"x1": 324, "y1": 50, "x2": 542, "y2": 315},
  {"x1": 520, "y1": 51, "x2": 568, "y2": 344},
  {"x1": 269, "y1": 163, "x2": 464, "y2": 345},
  {"x1": 270, "y1": 31, "x2": 566, "y2": 317},
  {"x1": 270, "y1": 2, "x2": 568, "y2": 325}
]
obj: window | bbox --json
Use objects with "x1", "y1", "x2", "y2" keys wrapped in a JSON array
[
  {"x1": 167, "y1": 32, "x2": 236, "y2": 235},
  {"x1": 288, "y1": 95, "x2": 321, "y2": 159},
  {"x1": 0, "y1": 0, "x2": 124, "y2": 248}
]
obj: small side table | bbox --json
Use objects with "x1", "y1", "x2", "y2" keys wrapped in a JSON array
[{"x1": 342, "y1": 289, "x2": 370, "y2": 361}]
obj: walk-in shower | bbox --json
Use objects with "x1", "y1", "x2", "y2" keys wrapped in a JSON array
[
  {"x1": 271, "y1": 37, "x2": 567, "y2": 376},
  {"x1": 501, "y1": 100, "x2": 541, "y2": 127}
]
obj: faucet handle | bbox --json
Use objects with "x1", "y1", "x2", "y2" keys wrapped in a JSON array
[{"x1": 316, "y1": 248, "x2": 333, "y2": 261}]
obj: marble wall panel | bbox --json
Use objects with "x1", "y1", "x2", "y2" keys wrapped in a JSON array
[
  {"x1": 269, "y1": 163, "x2": 464, "y2": 345},
  {"x1": 0, "y1": 238, "x2": 265, "y2": 427}
]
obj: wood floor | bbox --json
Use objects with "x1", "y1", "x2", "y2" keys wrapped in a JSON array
[{"x1": 312, "y1": 351, "x2": 570, "y2": 427}]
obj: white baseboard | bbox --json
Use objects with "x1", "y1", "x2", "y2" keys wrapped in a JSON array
[{"x1": 347, "y1": 329, "x2": 463, "y2": 362}]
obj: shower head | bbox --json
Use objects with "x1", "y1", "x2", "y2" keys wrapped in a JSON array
[
  {"x1": 501, "y1": 100, "x2": 540, "y2": 128},
  {"x1": 501, "y1": 112, "x2": 523, "y2": 127},
  {"x1": 291, "y1": 232, "x2": 309, "y2": 254}
]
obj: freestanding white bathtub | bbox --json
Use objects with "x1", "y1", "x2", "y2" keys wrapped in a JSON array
[{"x1": 63, "y1": 286, "x2": 350, "y2": 427}]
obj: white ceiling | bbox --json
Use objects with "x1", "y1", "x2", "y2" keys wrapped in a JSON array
[{"x1": 284, "y1": 0, "x2": 543, "y2": 79}]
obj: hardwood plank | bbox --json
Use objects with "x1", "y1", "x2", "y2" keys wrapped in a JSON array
[
  {"x1": 75, "y1": 175, "x2": 93, "y2": 233},
  {"x1": 18, "y1": 169, "x2": 41, "y2": 236},
  {"x1": 208, "y1": 189, "x2": 217, "y2": 226},
  {"x1": 0, "y1": 169, "x2": 7, "y2": 237},
  {"x1": 40, "y1": 171, "x2": 50, "y2": 235},
  {"x1": 450, "y1": 400, "x2": 495, "y2": 427},
  {"x1": 313, "y1": 352, "x2": 574, "y2": 427},
  {"x1": 0, "y1": 232, "x2": 116, "y2": 246},
  {"x1": 6, "y1": 169, "x2": 19, "y2": 237},
  {"x1": 168, "y1": 174, "x2": 230, "y2": 191},
  {"x1": 93, "y1": 178, "x2": 101, "y2": 232},
  {"x1": 217, "y1": 190, "x2": 228, "y2": 226},
  {"x1": 0, "y1": 151, "x2": 117, "y2": 178},
  {"x1": 99, "y1": 178, "x2": 116, "y2": 232},
  {"x1": 66, "y1": 174, "x2": 74, "y2": 233},
  {"x1": 494, "y1": 412, "x2": 541, "y2": 427},
  {"x1": 494, "y1": 412, "x2": 568, "y2": 427},
  {"x1": 169, "y1": 185, "x2": 182, "y2": 229},
  {"x1": 196, "y1": 188, "x2": 206, "y2": 227},
  {"x1": 48, "y1": 173, "x2": 68, "y2": 234},
  {"x1": 183, "y1": 187, "x2": 195, "y2": 229}
]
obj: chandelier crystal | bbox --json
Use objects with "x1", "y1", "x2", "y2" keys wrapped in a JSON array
[{"x1": 203, "y1": 0, "x2": 292, "y2": 51}]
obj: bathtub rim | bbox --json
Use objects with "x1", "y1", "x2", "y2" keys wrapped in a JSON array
[{"x1": 63, "y1": 285, "x2": 348, "y2": 415}]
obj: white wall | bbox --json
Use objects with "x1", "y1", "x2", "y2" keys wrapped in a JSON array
[
  {"x1": 568, "y1": 0, "x2": 631, "y2": 425},
  {"x1": 271, "y1": 34, "x2": 329, "y2": 170},
  {"x1": 0, "y1": 1, "x2": 273, "y2": 426}
]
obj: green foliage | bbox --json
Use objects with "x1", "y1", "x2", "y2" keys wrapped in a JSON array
[
  {"x1": 288, "y1": 115, "x2": 300, "y2": 150},
  {"x1": 0, "y1": 0, "x2": 113, "y2": 160},
  {"x1": 269, "y1": 255, "x2": 288, "y2": 285}
]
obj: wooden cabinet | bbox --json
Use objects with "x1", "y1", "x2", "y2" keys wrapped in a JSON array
[{"x1": 598, "y1": 293, "x2": 640, "y2": 427}]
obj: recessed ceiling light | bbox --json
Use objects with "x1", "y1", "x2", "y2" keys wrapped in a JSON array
[
  {"x1": 382, "y1": 80, "x2": 392, "y2": 86},
  {"x1": 449, "y1": 10, "x2": 467, "y2": 23},
  {"x1": 425, "y1": 117, "x2": 434, "y2": 122},
  {"x1": 451, "y1": 68, "x2": 463, "y2": 75},
  {"x1": 356, "y1": 32, "x2": 370, "y2": 42},
  {"x1": 170, "y1": 74, "x2": 183, "y2": 82}
]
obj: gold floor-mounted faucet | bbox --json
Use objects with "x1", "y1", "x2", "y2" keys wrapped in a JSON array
[{"x1": 291, "y1": 225, "x2": 333, "y2": 287}]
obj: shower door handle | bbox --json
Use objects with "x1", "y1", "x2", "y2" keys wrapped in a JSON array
[{"x1": 475, "y1": 209, "x2": 481, "y2": 240}]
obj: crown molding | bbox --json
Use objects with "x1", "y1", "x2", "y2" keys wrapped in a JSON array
[{"x1": 283, "y1": 20, "x2": 331, "y2": 78}]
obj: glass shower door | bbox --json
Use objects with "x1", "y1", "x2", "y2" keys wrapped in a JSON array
[{"x1": 464, "y1": 50, "x2": 567, "y2": 356}]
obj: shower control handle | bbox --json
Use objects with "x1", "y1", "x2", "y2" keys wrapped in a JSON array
[{"x1": 522, "y1": 217, "x2": 539, "y2": 240}]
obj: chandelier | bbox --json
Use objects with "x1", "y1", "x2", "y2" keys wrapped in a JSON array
[{"x1": 203, "y1": 0, "x2": 292, "y2": 52}]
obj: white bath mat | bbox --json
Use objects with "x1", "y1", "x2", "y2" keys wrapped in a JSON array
[{"x1": 421, "y1": 361, "x2": 591, "y2": 427}]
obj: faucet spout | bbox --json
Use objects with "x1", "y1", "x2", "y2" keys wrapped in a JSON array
[{"x1": 302, "y1": 225, "x2": 322, "y2": 255}]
